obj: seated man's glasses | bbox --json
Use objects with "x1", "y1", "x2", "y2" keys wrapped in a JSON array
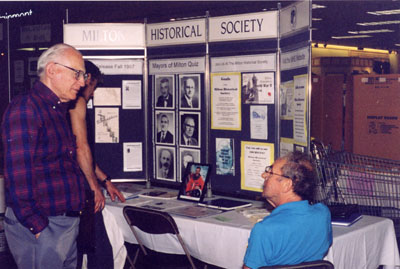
[
  {"x1": 264, "y1": 165, "x2": 291, "y2": 179},
  {"x1": 55, "y1": 62, "x2": 88, "y2": 82}
]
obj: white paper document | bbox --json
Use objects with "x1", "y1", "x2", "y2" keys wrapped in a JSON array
[
  {"x1": 250, "y1": 106, "x2": 268, "y2": 140},
  {"x1": 94, "y1": 87, "x2": 121, "y2": 106},
  {"x1": 211, "y1": 73, "x2": 241, "y2": 130},
  {"x1": 122, "y1": 80, "x2": 142, "y2": 109},
  {"x1": 95, "y1": 107, "x2": 119, "y2": 143},
  {"x1": 123, "y1": 142, "x2": 143, "y2": 172}
]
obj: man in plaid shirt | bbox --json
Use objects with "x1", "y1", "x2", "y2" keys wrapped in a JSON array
[{"x1": 1, "y1": 43, "x2": 87, "y2": 268}]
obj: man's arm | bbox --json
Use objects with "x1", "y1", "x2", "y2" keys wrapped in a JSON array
[
  {"x1": 69, "y1": 97, "x2": 104, "y2": 212},
  {"x1": 94, "y1": 164, "x2": 125, "y2": 202},
  {"x1": 243, "y1": 265, "x2": 251, "y2": 269}
]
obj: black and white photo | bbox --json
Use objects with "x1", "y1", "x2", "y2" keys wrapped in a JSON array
[
  {"x1": 180, "y1": 112, "x2": 200, "y2": 148},
  {"x1": 155, "y1": 74, "x2": 174, "y2": 108},
  {"x1": 179, "y1": 74, "x2": 200, "y2": 109},
  {"x1": 156, "y1": 146, "x2": 175, "y2": 181},
  {"x1": 155, "y1": 111, "x2": 175, "y2": 145}
]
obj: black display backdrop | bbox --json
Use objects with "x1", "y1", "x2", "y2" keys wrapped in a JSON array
[
  {"x1": 209, "y1": 40, "x2": 278, "y2": 197},
  {"x1": 147, "y1": 46, "x2": 207, "y2": 187},
  {"x1": 83, "y1": 54, "x2": 146, "y2": 180}
]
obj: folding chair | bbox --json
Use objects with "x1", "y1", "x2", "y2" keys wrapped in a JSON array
[
  {"x1": 259, "y1": 260, "x2": 334, "y2": 269},
  {"x1": 122, "y1": 205, "x2": 199, "y2": 269}
]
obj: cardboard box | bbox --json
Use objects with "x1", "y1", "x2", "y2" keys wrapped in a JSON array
[{"x1": 353, "y1": 74, "x2": 400, "y2": 160}]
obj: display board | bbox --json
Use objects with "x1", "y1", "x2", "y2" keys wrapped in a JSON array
[
  {"x1": 64, "y1": 23, "x2": 147, "y2": 181},
  {"x1": 148, "y1": 57, "x2": 206, "y2": 185},
  {"x1": 209, "y1": 53, "x2": 277, "y2": 195},
  {"x1": 279, "y1": 0, "x2": 311, "y2": 156}
]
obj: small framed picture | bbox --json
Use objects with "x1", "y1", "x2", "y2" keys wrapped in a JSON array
[
  {"x1": 178, "y1": 162, "x2": 212, "y2": 203},
  {"x1": 179, "y1": 148, "x2": 200, "y2": 182},
  {"x1": 155, "y1": 75, "x2": 175, "y2": 109},
  {"x1": 155, "y1": 110, "x2": 175, "y2": 145},
  {"x1": 155, "y1": 146, "x2": 176, "y2": 181},
  {"x1": 179, "y1": 74, "x2": 201, "y2": 110},
  {"x1": 180, "y1": 112, "x2": 200, "y2": 148}
]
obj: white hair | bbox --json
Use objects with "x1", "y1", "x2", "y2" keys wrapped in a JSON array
[{"x1": 37, "y1": 43, "x2": 80, "y2": 78}]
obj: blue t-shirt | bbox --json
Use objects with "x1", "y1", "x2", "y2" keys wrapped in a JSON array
[{"x1": 243, "y1": 200, "x2": 332, "y2": 269}]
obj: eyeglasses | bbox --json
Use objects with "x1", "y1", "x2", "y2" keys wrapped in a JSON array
[
  {"x1": 264, "y1": 165, "x2": 291, "y2": 179},
  {"x1": 55, "y1": 62, "x2": 88, "y2": 82},
  {"x1": 184, "y1": 123, "x2": 195, "y2": 129}
]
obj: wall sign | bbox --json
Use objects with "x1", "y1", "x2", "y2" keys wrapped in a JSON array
[
  {"x1": 280, "y1": 0, "x2": 310, "y2": 36},
  {"x1": 149, "y1": 57, "x2": 205, "y2": 75},
  {"x1": 211, "y1": 54, "x2": 276, "y2": 73},
  {"x1": 64, "y1": 23, "x2": 145, "y2": 49},
  {"x1": 147, "y1": 19, "x2": 206, "y2": 47},
  {"x1": 209, "y1": 11, "x2": 277, "y2": 42},
  {"x1": 90, "y1": 59, "x2": 143, "y2": 75},
  {"x1": 20, "y1": 24, "x2": 51, "y2": 44},
  {"x1": 281, "y1": 47, "x2": 309, "y2": 71}
]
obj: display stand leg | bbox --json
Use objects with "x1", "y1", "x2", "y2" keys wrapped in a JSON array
[
  {"x1": 145, "y1": 180, "x2": 151, "y2": 189},
  {"x1": 206, "y1": 182, "x2": 212, "y2": 198}
]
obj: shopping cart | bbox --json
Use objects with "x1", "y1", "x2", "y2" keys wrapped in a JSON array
[{"x1": 312, "y1": 144, "x2": 400, "y2": 240}]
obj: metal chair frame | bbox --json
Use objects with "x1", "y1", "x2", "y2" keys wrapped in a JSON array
[{"x1": 123, "y1": 205, "x2": 197, "y2": 269}]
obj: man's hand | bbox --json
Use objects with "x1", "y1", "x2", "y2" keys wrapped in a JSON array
[
  {"x1": 93, "y1": 185, "x2": 106, "y2": 213},
  {"x1": 105, "y1": 181, "x2": 126, "y2": 203}
]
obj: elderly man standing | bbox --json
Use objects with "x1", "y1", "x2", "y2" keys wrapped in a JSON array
[
  {"x1": 1, "y1": 43, "x2": 87, "y2": 268},
  {"x1": 243, "y1": 151, "x2": 332, "y2": 268}
]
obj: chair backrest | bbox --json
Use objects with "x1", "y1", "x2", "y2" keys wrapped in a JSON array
[
  {"x1": 123, "y1": 205, "x2": 197, "y2": 269},
  {"x1": 259, "y1": 260, "x2": 334, "y2": 269},
  {"x1": 123, "y1": 205, "x2": 179, "y2": 235}
]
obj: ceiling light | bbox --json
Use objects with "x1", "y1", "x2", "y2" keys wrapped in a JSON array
[
  {"x1": 357, "y1": 20, "x2": 400, "y2": 26},
  {"x1": 367, "y1": 9, "x2": 400, "y2": 15},
  {"x1": 395, "y1": 44, "x2": 400, "y2": 47},
  {"x1": 17, "y1": 48, "x2": 35, "y2": 51},
  {"x1": 348, "y1": 29, "x2": 394, "y2": 34},
  {"x1": 312, "y1": 18, "x2": 322, "y2": 21},
  {"x1": 312, "y1": 4, "x2": 326, "y2": 9},
  {"x1": 331, "y1": 35, "x2": 371, "y2": 39}
]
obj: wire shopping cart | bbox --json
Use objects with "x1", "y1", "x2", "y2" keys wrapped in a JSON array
[{"x1": 313, "y1": 149, "x2": 400, "y2": 240}]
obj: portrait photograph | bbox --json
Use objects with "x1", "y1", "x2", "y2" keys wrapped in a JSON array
[
  {"x1": 155, "y1": 74, "x2": 175, "y2": 109},
  {"x1": 179, "y1": 74, "x2": 201, "y2": 110},
  {"x1": 179, "y1": 148, "x2": 200, "y2": 182},
  {"x1": 155, "y1": 110, "x2": 175, "y2": 145},
  {"x1": 155, "y1": 146, "x2": 176, "y2": 182},
  {"x1": 178, "y1": 162, "x2": 211, "y2": 202},
  {"x1": 179, "y1": 112, "x2": 200, "y2": 148}
]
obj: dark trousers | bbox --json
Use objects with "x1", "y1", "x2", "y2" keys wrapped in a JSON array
[{"x1": 76, "y1": 190, "x2": 114, "y2": 269}]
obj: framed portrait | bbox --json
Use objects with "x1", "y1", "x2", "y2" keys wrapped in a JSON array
[
  {"x1": 178, "y1": 162, "x2": 212, "y2": 202},
  {"x1": 179, "y1": 111, "x2": 200, "y2": 148},
  {"x1": 155, "y1": 74, "x2": 175, "y2": 109},
  {"x1": 155, "y1": 110, "x2": 175, "y2": 145},
  {"x1": 155, "y1": 146, "x2": 176, "y2": 182},
  {"x1": 179, "y1": 148, "x2": 200, "y2": 182},
  {"x1": 179, "y1": 74, "x2": 201, "y2": 110}
]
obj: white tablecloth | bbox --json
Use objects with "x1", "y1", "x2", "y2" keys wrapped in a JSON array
[{"x1": 106, "y1": 199, "x2": 400, "y2": 269}]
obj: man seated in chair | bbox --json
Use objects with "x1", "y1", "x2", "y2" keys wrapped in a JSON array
[{"x1": 243, "y1": 151, "x2": 332, "y2": 269}]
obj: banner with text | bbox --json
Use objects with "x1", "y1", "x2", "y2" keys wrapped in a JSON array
[
  {"x1": 149, "y1": 57, "x2": 205, "y2": 74},
  {"x1": 147, "y1": 19, "x2": 206, "y2": 47},
  {"x1": 64, "y1": 23, "x2": 145, "y2": 48},
  {"x1": 209, "y1": 11, "x2": 277, "y2": 42},
  {"x1": 211, "y1": 54, "x2": 276, "y2": 73},
  {"x1": 281, "y1": 47, "x2": 309, "y2": 71}
]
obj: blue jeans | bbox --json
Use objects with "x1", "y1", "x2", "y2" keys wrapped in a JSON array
[{"x1": 4, "y1": 207, "x2": 80, "y2": 269}]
